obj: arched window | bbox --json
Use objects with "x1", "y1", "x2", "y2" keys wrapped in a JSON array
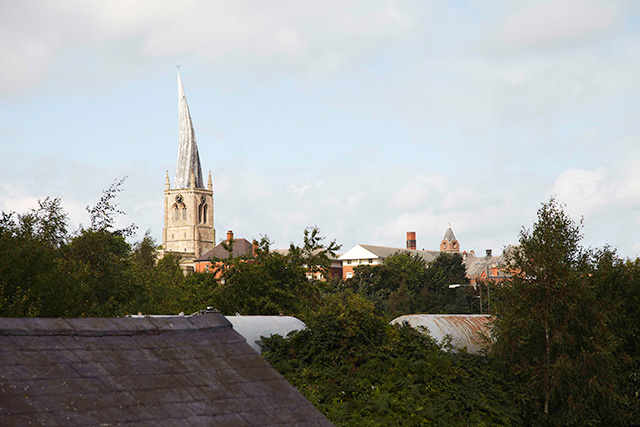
[
  {"x1": 173, "y1": 204, "x2": 179, "y2": 220},
  {"x1": 181, "y1": 205, "x2": 187, "y2": 220},
  {"x1": 198, "y1": 202, "x2": 208, "y2": 224}
]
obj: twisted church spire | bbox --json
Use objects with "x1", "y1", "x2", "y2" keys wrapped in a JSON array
[{"x1": 175, "y1": 71, "x2": 204, "y2": 189}]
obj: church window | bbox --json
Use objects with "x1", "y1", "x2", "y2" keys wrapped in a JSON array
[
  {"x1": 198, "y1": 202, "x2": 208, "y2": 224},
  {"x1": 181, "y1": 206, "x2": 187, "y2": 220},
  {"x1": 173, "y1": 204, "x2": 179, "y2": 220}
]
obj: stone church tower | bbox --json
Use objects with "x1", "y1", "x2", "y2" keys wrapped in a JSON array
[
  {"x1": 162, "y1": 72, "x2": 215, "y2": 270},
  {"x1": 439, "y1": 225, "x2": 460, "y2": 253}
]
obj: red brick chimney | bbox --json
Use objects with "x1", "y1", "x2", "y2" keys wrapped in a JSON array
[
  {"x1": 406, "y1": 231, "x2": 416, "y2": 250},
  {"x1": 227, "y1": 230, "x2": 234, "y2": 243}
]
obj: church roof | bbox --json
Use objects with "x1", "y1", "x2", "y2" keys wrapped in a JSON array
[
  {"x1": 175, "y1": 72, "x2": 204, "y2": 189},
  {"x1": 0, "y1": 313, "x2": 332, "y2": 426},
  {"x1": 443, "y1": 226, "x2": 457, "y2": 242}
]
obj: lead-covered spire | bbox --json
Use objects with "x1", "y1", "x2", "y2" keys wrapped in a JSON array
[{"x1": 175, "y1": 71, "x2": 204, "y2": 189}]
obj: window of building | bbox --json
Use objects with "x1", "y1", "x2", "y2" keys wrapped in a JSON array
[
  {"x1": 346, "y1": 272, "x2": 353, "y2": 278},
  {"x1": 198, "y1": 203, "x2": 208, "y2": 224},
  {"x1": 182, "y1": 206, "x2": 187, "y2": 220}
]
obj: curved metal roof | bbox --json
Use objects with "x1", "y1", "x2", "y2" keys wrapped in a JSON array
[
  {"x1": 390, "y1": 314, "x2": 491, "y2": 354},
  {"x1": 226, "y1": 315, "x2": 306, "y2": 353}
]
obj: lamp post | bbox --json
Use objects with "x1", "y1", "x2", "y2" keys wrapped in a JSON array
[{"x1": 449, "y1": 283, "x2": 482, "y2": 314}]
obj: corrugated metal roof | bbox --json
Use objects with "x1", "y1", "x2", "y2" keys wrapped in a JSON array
[
  {"x1": 390, "y1": 314, "x2": 491, "y2": 354},
  {"x1": 226, "y1": 315, "x2": 307, "y2": 353}
]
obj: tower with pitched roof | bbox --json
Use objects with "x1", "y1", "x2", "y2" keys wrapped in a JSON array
[
  {"x1": 440, "y1": 225, "x2": 460, "y2": 253},
  {"x1": 162, "y1": 72, "x2": 215, "y2": 269}
]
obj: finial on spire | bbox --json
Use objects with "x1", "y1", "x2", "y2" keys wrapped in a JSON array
[
  {"x1": 176, "y1": 62, "x2": 181, "y2": 71},
  {"x1": 207, "y1": 171, "x2": 213, "y2": 191},
  {"x1": 165, "y1": 170, "x2": 170, "y2": 190}
]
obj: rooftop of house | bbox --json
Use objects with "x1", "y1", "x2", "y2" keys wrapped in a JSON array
[
  {"x1": 0, "y1": 313, "x2": 332, "y2": 426},
  {"x1": 195, "y1": 238, "x2": 255, "y2": 262},
  {"x1": 339, "y1": 244, "x2": 441, "y2": 264}
]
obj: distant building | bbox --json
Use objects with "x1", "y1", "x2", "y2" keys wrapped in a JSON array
[
  {"x1": 0, "y1": 313, "x2": 333, "y2": 426},
  {"x1": 339, "y1": 241, "x2": 440, "y2": 279},
  {"x1": 339, "y1": 227, "x2": 509, "y2": 284},
  {"x1": 161, "y1": 71, "x2": 216, "y2": 273},
  {"x1": 194, "y1": 230, "x2": 255, "y2": 275},
  {"x1": 439, "y1": 225, "x2": 460, "y2": 253}
]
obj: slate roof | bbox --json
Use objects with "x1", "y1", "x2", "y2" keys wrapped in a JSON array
[
  {"x1": 443, "y1": 226, "x2": 456, "y2": 242},
  {"x1": 357, "y1": 244, "x2": 441, "y2": 264},
  {"x1": 195, "y1": 238, "x2": 255, "y2": 262},
  {"x1": 0, "y1": 313, "x2": 333, "y2": 426}
]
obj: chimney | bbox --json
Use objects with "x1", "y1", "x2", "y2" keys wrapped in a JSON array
[
  {"x1": 227, "y1": 230, "x2": 234, "y2": 243},
  {"x1": 486, "y1": 249, "x2": 492, "y2": 257},
  {"x1": 406, "y1": 231, "x2": 416, "y2": 250}
]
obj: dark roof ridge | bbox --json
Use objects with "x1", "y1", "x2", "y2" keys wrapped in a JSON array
[{"x1": 0, "y1": 312, "x2": 231, "y2": 337}]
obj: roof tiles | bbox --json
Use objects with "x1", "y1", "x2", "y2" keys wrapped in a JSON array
[{"x1": 0, "y1": 313, "x2": 333, "y2": 426}]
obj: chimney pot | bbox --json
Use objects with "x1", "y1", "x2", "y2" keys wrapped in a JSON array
[{"x1": 227, "y1": 230, "x2": 233, "y2": 242}]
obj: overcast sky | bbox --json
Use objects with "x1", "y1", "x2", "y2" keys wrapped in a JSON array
[{"x1": 1, "y1": 0, "x2": 639, "y2": 257}]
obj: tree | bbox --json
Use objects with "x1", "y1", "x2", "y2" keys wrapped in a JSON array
[
  {"x1": 421, "y1": 252, "x2": 469, "y2": 313},
  {"x1": 0, "y1": 198, "x2": 69, "y2": 317},
  {"x1": 491, "y1": 198, "x2": 624, "y2": 425},
  {"x1": 348, "y1": 251, "x2": 470, "y2": 317},
  {"x1": 262, "y1": 290, "x2": 524, "y2": 426},
  {"x1": 206, "y1": 228, "x2": 339, "y2": 317}
]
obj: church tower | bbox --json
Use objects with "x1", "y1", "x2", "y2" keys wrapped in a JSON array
[
  {"x1": 440, "y1": 225, "x2": 460, "y2": 253},
  {"x1": 162, "y1": 71, "x2": 215, "y2": 269}
]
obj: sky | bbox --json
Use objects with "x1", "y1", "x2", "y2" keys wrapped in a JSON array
[{"x1": 1, "y1": 0, "x2": 639, "y2": 257}]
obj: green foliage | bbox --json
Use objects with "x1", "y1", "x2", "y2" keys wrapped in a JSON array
[
  {"x1": 492, "y1": 198, "x2": 629, "y2": 425},
  {"x1": 348, "y1": 251, "x2": 471, "y2": 318},
  {"x1": 263, "y1": 290, "x2": 523, "y2": 426},
  {"x1": 208, "y1": 229, "x2": 339, "y2": 316}
]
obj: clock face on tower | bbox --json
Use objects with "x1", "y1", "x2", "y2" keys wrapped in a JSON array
[{"x1": 175, "y1": 194, "x2": 183, "y2": 203}]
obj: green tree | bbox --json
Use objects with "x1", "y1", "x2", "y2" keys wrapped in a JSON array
[
  {"x1": 421, "y1": 252, "x2": 470, "y2": 314},
  {"x1": 348, "y1": 251, "x2": 470, "y2": 317},
  {"x1": 208, "y1": 228, "x2": 339, "y2": 317},
  {"x1": 263, "y1": 290, "x2": 523, "y2": 426},
  {"x1": 0, "y1": 198, "x2": 69, "y2": 317},
  {"x1": 491, "y1": 198, "x2": 624, "y2": 425}
]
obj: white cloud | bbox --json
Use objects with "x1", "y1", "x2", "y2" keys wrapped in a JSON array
[
  {"x1": 0, "y1": 0, "x2": 417, "y2": 95},
  {"x1": 549, "y1": 168, "x2": 607, "y2": 217},
  {"x1": 485, "y1": 0, "x2": 625, "y2": 54}
]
